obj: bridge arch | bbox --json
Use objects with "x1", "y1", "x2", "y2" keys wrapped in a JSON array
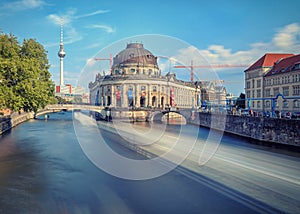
[{"x1": 148, "y1": 111, "x2": 188, "y2": 124}]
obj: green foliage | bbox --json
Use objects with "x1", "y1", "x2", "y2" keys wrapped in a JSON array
[
  {"x1": 55, "y1": 96, "x2": 66, "y2": 104},
  {"x1": 236, "y1": 93, "x2": 246, "y2": 109},
  {"x1": 0, "y1": 33, "x2": 55, "y2": 113}
]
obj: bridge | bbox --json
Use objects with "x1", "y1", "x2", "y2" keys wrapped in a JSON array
[
  {"x1": 45, "y1": 104, "x2": 103, "y2": 112},
  {"x1": 147, "y1": 109, "x2": 192, "y2": 123},
  {"x1": 41, "y1": 104, "x2": 194, "y2": 123},
  {"x1": 35, "y1": 104, "x2": 104, "y2": 118}
]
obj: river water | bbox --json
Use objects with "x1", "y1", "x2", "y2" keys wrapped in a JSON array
[{"x1": 0, "y1": 111, "x2": 299, "y2": 214}]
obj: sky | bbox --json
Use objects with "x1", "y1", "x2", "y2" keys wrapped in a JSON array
[{"x1": 1, "y1": 0, "x2": 300, "y2": 95}]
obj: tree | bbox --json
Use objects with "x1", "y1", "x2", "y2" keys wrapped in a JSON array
[
  {"x1": 236, "y1": 93, "x2": 246, "y2": 109},
  {"x1": 0, "y1": 33, "x2": 55, "y2": 113},
  {"x1": 0, "y1": 33, "x2": 22, "y2": 111}
]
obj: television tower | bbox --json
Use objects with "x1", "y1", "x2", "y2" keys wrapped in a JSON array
[{"x1": 58, "y1": 18, "x2": 66, "y2": 86}]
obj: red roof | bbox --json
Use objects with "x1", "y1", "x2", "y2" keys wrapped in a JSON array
[
  {"x1": 245, "y1": 53, "x2": 294, "y2": 72},
  {"x1": 265, "y1": 54, "x2": 300, "y2": 76}
]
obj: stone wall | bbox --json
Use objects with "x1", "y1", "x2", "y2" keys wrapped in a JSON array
[
  {"x1": 0, "y1": 117, "x2": 12, "y2": 135},
  {"x1": 190, "y1": 112, "x2": 300, "y2": 147},
  {"x1": 0, "y1": 109, "x2": 59, "y2": 135},
  {"x1": 0, "y1": 112, "x2": 35, "y2": 135}
]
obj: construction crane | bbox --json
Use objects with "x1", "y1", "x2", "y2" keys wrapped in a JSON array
[
  {"x1": 94, "y1": 54, "x2": 113, "y2": 75},
  {"x1": 173, "y1": 60, "x2": 249, "y2": 82}
]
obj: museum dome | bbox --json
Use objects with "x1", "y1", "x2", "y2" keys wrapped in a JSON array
[{"x1": 112, "y1": 43, "x2": 158, "y2": 68}]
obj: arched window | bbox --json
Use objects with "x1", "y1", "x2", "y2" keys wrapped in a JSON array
[
  {"x1": 294, "y1": 100, "x2": 300, "y2": 108},
  {"x1": 152, "y1": 96, "x2": 156, "y2": 106},
  {"x1": 128, "y1": 86, "x2": 133, "y2": 107},
  {"x1": 283, "y1": 100, "x2": 289, "y2": 108},
  {"x1": 107, "y1": 96, "x2": 111, "y2": 106},
  {"x1": 95, "y1": 90, "x2": 99, "y2": 106}
]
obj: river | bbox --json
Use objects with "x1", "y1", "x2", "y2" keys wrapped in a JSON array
[{"x1": 0, "y1": 111, "x2": 299, "y2": 214}]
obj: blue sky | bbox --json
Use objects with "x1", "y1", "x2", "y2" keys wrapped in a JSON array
[{"x1": 1, "y1": 0, "x2": 300, "y2": 95}]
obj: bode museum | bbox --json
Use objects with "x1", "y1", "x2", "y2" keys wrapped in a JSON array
[{"x1": 89, "y1": 43, "x2": 226, "y2": 110}]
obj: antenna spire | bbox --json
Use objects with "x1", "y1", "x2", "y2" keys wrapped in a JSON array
[
  {"x1": 58, "y1": 17, "x2": 66, "y2": 86},
  {"x1": 60, "y1": 18, "x2": 63, "y2": 44}
]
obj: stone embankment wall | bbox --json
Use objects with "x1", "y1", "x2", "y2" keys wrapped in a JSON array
[
  {"x1": 0, "y1": 109, "x2": 59, "y2": 135},
  {"x1": 0, "y1": 112, "x2": 34, "y2": 135},
  {"x1": 190, "y1": 112, "x2": 300, "y2": 147}
]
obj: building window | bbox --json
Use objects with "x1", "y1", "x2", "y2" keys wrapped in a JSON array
[
  {"x1": 293, "y1": 74, "x2": 298, "y2": 83},
  {"x1": 252, "y1": 101, "x2": 255, "y2": 108},
  {"x1": 256, "y1": 80, "x2": 261, "y2": 88},
  {"x1": 257, "y1": 101, "x2": 261, "y2": 108},
  {"x1": 141, "y1": 85, "x2": 146, "y2": 91},
  {"x1": 294, "y1": 100, "x2": 300, "y2": 108},
  {"x1": 107, "y1": 86, "x2": 111, "y2": 92},
  {"x1": 283, "y1": 86, "x2": 289, "y2": 96},
  {"x1": 116, "y1": 85, "x2": 121, "y2": 90},
  {"x1": 148, "y1": 69, "x2": 153, "y2": 75},
  {"x1": 115, "y1": 69, "x2": 120, "y2": 75},
  {"x1": 246, "y1": 91, "x2": 250, "y2": 98},
  {"x1": 252, "y1": 90, "x2": 255, "y2": 98},
  {"x1": 130, "y1": 68, "x2": 135, "y2": 73},
  {"x1": 257, "y1": 89, "x2": 261, "y2": 98},
  {"x1": 293, "y1": 85, "x2": 300, "y2": 95},
  {"x1": 266, "y1": 101, "x2": 270, "y2": 107},
  {"x1": 273, "y1": 87, "x2": 279, "y2": 96},
  {"x1": 246, "y1": 81, "x2": 250, "y2": 89},
  {"x1": 252, "y1": 79, "x2": 255, "y2": 88},
  {"x1": 265, "y1": 89, "x2": 271, "y2": 97},
  {"x1": 283, "y1": 100, "x2": 289, "y2": 108},
  {"x1": 152, "y1": 86, "x2": 157, "y2": 92}
]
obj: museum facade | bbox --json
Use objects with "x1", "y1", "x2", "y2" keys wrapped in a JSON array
[{"x1": 89, "y1": 43, "x2": 225, "y2": 109}]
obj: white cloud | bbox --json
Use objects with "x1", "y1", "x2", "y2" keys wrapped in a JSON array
[
  {"x1": 75, "y1": 10, "x2": 110, "y2": 19},
  {"x1": 273, "y1": 23, "x2": 300, "y2": 49},
  {"x1": 168, "y1": 23, "x2": 300, "y2": 94},
  {"x1": 86, "y1": 58, "x2": 97, "y2": 67},
  {"x1": 176, "y1": 23, "x2": 300, "y2": 67},
  {"x1": 0, "y1": 0, "x2": 47, "y2": 14},
  {"x1": 46, "y1": 8, "x2": 111, "y2": 45},
  {"x1": 1, "y1": 0, "x2": 46, "y2": 11},
  {"x1": 86, "y1": 24, "x2": 115, "y2": 33},
  {"x1": 47, "y1": 8, "x2": 76, "y2": 26},
  {"x1": 64, "y1": 27, "x2": 82, "y2": 44}
]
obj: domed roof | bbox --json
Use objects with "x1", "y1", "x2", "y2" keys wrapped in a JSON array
[{"x1": 112, "y1": 43, "x2": 158, "y2": 68}]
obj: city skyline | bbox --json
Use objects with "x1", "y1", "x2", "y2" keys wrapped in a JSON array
[{"x1": 1, "y1": 0, "x2": 300, "y2": 95}]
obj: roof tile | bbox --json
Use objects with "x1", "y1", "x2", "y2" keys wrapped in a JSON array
[{"x1": 245, "y1": 53, "x2": 294, "y2": 72}]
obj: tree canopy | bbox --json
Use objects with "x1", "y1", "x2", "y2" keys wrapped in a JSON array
[
  {"x1": 236, "y1": 93, "x2": 246, "y2": 109},
  {"x1": 0, "y1": 33, "x2": 56, "y2": 113}
]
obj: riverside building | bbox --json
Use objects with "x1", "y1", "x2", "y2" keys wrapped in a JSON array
[
  {"x1": 245, "y1": 53, "x2": 300, "y2": 114},
  {"x1": 89, "y1": 43, "x2": 226, "y2": 109}
]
